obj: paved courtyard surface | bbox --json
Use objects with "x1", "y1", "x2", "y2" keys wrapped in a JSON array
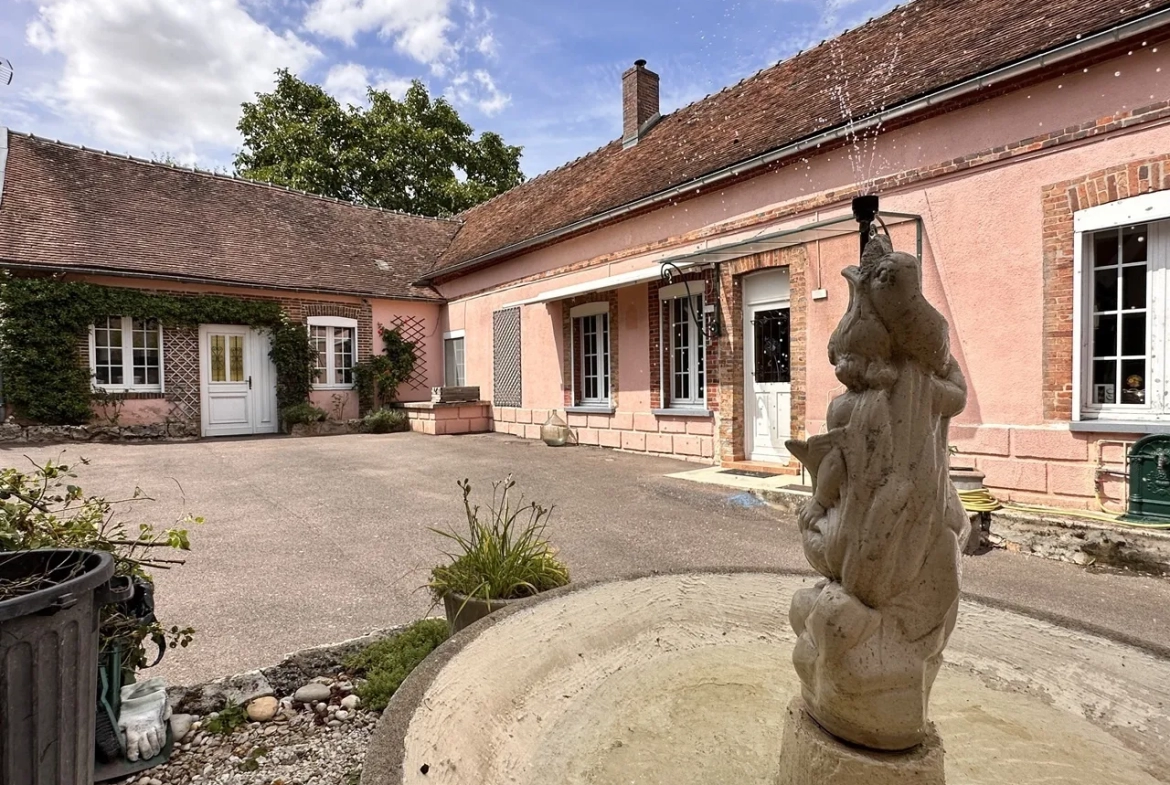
[{"x1": 6, "y1": 432, "x2": 1170, "y2": 684}]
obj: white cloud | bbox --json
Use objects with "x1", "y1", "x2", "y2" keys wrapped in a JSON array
[
  {"x1": 449, "y1": 69, "x2": 509, "y2": 115},
  {"x1": 323, "y1": 62, "x2": 412, "y2": 106},
  {"x1": 475, "y1": 32, "x2": 496, "y2": 58},
  {"x1": 26, "y1": 0, "x2": 319, "y2": 160},
  {"x1": 303, "y1": 0, "x2": 455, "y2": 65}
]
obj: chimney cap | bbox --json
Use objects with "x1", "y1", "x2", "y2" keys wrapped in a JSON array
[{"x1": 634, "y1": 59, "x2": 647, "y2": 67}]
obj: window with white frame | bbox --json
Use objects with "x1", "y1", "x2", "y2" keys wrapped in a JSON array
[
  {"x1": 661, "y1": 283, "x2": 706, "y2": 408},
  {"x1": 1076, "y1": 193, "x2": 1169, "y2": 422},
  {"x1": 90, "y1": 316, "x2": 163, "y2": 391},
  {"x1": 570, "y1": 302, "x2": 611, "y2": 406},
  {"x1": 307, "y1": 316, "x2": 357, "y2": 389},
  {"x1": 444, "y1": 331, "x2": 466, "y2": 386}
]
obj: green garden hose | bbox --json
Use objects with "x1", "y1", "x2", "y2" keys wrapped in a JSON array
[{"x1": 958, "y1": 487, "x2": 1170, "y2": 529}]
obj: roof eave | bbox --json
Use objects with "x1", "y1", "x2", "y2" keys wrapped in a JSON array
[{"x1": 0, "y1": 259, "x2": 446, "y2": 303}]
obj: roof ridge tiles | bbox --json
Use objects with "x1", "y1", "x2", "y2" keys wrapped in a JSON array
[{"x1": 6, "y1": 130, "x2": 465, "y2": 226}]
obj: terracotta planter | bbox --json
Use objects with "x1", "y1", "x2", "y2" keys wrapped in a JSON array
[{"x1": 442, "y1": 592, "x2": 524, "y2": 633}]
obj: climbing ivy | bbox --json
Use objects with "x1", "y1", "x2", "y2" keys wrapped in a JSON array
[
  {"x1": 0, "y1": 277, "x2": 304, "y2": 425},
  {"x1": 353, "y1": 327, "x2": 417, "y2": 412},
  {"x1": 269, "y1": 322, "x2": 318, "y2": 414}
]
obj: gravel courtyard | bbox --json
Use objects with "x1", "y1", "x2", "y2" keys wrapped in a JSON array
[{"x1": 6, "y1": 431, "x2": 1170, "y2": 685}]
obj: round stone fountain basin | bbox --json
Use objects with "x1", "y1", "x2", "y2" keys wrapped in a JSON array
[{"x1": 363, "y1": 572, "x2": 1170, "y2": 785}]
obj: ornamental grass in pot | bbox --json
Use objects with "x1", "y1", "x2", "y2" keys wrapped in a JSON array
[{"x1": 429, "y1": 476, "x2": 569, "y2": 633}]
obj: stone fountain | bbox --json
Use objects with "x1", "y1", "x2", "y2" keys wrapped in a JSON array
[
  {"x1": 360, "y1": 201, "x2": 1170, "y2": 785},
  {"x1": 778, "y1": 196, "x2": 965, "y2": 783}
]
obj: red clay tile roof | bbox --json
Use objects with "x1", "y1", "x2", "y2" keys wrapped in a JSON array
[
  {"x1": 0, "y1": 133, "x2": 458, "y2": 300},
  {"x1": 432, "y1": 0, "x2": 1170, "y2": 277}
]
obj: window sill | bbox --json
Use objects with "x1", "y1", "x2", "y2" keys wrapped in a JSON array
[
  {"x1": 566, "y1": 405, "x2": 616, "y2": 415},
  {"x1": 311, "y1": 385, "x2": 356, "y2": 392},
  {"x1": 93, "y1": 387, "x2": 164, "y2": 398},
  {"x1": 652, "y1": 408, "x2": 713, "y2": 418},
  {"x1": 1070, "y1": 419, "x2": 1170, "y2": 434}
]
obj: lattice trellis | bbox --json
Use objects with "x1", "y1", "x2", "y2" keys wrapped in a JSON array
[
  {"x1": 163, "y1": 327, "x2": 201, "y2": 423},
  {"x1": 388, "y1": 315, "x2": 429, "y2": 391},
  {"x1": 493, "y1": 307, "x2": 522, "y2": 407}
]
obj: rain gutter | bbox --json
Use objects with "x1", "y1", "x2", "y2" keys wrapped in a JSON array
[{"x1": 421, "y1": 5, "x2": 1170, "y2": 285}]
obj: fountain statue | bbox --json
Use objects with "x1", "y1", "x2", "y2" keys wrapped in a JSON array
[{"x1": 780, "y1": 201, "x2": 966, "y2": 781}]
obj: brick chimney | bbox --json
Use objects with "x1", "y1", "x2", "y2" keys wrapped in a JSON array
[{"x1": 622, "y1": 59, "x2": 660, "y2": 148}]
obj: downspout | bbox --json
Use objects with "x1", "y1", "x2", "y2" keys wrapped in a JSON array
[{"x1": 422, "y1": 5, "x2": 1170, "y2": 285}]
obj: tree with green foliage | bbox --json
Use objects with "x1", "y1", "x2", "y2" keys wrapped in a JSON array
[{"x1": 235, "y1": 70, "x2": 525, "y2": 217}]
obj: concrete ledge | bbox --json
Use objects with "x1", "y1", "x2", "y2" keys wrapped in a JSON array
[{"x1": 751, "y1": 485, "x2": 1170, "y2": 575}]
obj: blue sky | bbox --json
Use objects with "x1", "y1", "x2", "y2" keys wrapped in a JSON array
[{"x1": 0, "y1": 0, "x2": 901, "y2": 178}]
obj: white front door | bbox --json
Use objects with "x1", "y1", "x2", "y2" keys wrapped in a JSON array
[
  {"x1": 199, "y1": 325, "x2": 278, "y2": 437},
  {"x1": 744, "y1": 271, "x2": 792, "y2": 463}
]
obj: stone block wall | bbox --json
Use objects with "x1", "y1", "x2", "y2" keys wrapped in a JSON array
[
  {"x1": 950, "y1": 425, "x2": 1143, "y2": 510},
  {"x1": 493, "y1": 406, "x2": 715, "y2": 463},
  {"x1": 398, "y1": 402, "x2": 492, "y2": 435}
]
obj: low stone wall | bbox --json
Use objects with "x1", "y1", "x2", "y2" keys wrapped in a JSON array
[
  {"x1": 0, "y1": 419, "x2": 198, "y2": 443},
  {"x1": 394, "y1": 401, "x2": 492, "y2": 435},
  {"x1": 288, "y1": 420, "x2": 365, "y2": 437},
  {"x1": 493, "y1": 406, "x2": 716, "y2": 464}
]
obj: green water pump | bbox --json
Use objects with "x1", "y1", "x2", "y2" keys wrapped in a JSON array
[{"x1": 1125, "y1": 434, "x2": 1170, "y2": 522}]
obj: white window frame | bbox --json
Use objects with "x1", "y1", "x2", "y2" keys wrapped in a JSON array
[
  {"x1": 659, "y1": 282, "x2": 706, "y2": 409},
  {"x1": 444, "y1": 330, "x2": 466, "y2": 387},
  {"x1": 88, "y1": 316, "x2": 164, "y2": 393},
  {"x1": 307, "y1": 315, "x2": 358, "y2": 391},
  {"x1": 569, "y1": 301, "x2": 611, "y2": 407},
  {"x1": 1073, "y1": 191, "x2": 1170, "y2": 423}
]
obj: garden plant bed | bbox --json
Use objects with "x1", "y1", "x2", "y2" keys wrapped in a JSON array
[
  {"x1": 119, "y1": 623, "x2": 446, "y2": 785},
  {"x1": 118, "y1": 672, "x2": 379, "y2": 785}
]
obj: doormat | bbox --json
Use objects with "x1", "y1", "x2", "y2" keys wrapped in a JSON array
[{"x1": 719, "y1": 469, "x2": 779, "y2": 480}]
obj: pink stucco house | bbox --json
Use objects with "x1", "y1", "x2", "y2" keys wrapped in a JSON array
[{"x1": 2, "y1": 0, "x2": 1169, "y2": 511}]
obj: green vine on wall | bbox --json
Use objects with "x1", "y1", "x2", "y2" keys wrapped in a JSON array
[
  {"x1": 0, "y1": 276, "x2": 315, "y2": 425},
  {"x1": 353, "y1": 327, "x2": 417, "y2": 412}
]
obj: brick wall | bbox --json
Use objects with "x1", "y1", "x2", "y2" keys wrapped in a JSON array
[
  {"x1": 647, "y1": 271, "x2": 718, "y2": 411},
  {"x1": 716, "y1": 245, "x2": 808, "y2": 463},
  {"x1": 1041, "y1": 154, "x2": 1170, "y2": 421},
  {"x1": 561, "y1": 290, "x2": 620, "y2": 407}
]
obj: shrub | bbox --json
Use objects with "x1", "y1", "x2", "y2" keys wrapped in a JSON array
[
  {"x1": 353, "y1": 327, "x2": 417, "y2": 412},
  {"x1": 428, "y1": 477, "x2": 569, "y2": 603},
  {"x1": 362, "y1": 408, "x2": 409, "y2": 434},
  {"x1": 343, "y1": 619, "x2": 450, "y2": 711},
  {"x1": 0, "y1": 457, "x2": 199, "y2": 672},
  {"x1": 281, "y1": 402, "x2": 327, "y2": 430}
]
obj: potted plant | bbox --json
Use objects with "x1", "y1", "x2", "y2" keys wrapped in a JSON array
[
  {"x1": 428, "y1": 476, "x2": 570, "y2": 632},
  {"x1": 0, "y1": 458, "x2": 199, "y2": 776}
]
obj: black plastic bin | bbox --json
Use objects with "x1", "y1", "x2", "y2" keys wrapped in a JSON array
[{"x1": 0, "y1": 549, "x2": 131, "y2": 785}]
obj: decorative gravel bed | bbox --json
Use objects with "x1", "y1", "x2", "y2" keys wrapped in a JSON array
[{"x1": 117, "y1": 674, "x2": 376, "y2": 785}]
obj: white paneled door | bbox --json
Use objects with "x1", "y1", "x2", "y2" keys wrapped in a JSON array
[
  {"x1": 199, "y1": 325, "x2": 278, "y2": 437},
  {"x1": 744, "y1": 271, "x2": 792, "y2": 463}
]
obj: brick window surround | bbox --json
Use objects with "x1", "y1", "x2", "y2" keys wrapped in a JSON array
[
  {"x1": 1042, "y1": 155, "x2": 1170, "y2": 421},
  {"x1": 562, "y1": 290, "x2": 620, "y2": 408},
  {"x1": 648, "y1": 271, "x2": 719, "y2": 411},
  {"x1": 717, "y1": 245, "x2": 808, "y2": 463}
]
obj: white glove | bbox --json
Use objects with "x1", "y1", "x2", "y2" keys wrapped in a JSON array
[{"x1": 119, "y1": 678, "x2": 171, "y2": 762}]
